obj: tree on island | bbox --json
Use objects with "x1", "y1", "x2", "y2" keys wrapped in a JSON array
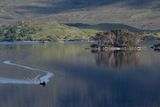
[{"x1": 94, "y1": 29, "x2": 143, "y2": 47}]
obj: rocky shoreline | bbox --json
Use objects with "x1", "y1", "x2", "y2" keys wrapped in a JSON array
[{"x1": 91, "y1": 44, "x2": 142, "y2": 52}]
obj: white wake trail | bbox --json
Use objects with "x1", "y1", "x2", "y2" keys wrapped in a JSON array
[{"x1": 0, "y1": 60, "x2": 54, "y2": 85}]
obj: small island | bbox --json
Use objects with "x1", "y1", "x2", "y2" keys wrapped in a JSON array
[{"x1": 91, "y1": 29, "x2": 143, "y2": 51}]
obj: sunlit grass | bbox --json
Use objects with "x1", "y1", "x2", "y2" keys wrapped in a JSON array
[{"x1": 29, "y1": 21, "x2": 98, "y2": 41}]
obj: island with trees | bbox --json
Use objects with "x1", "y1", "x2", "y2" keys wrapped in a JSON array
[{"x1": 91, "y1": 29, "x2": 143, "y2": 51}]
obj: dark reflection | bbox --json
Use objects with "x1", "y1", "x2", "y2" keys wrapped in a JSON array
[{"x1": 94, "y1": 50, "x2": 139, "y2": 68}]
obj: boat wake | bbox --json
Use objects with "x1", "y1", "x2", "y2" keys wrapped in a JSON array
[{"x1": 0, "y1": 60, "x2": 54, "y2": 85}]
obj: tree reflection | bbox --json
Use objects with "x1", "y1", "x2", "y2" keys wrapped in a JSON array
[{"x1": 94, "y1": 50, "x2": 139, "y2": 68}]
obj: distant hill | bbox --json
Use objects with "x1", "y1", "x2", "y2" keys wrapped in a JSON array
[
  {"x1": 0, "y1": 0, "x2": 159, "y2": 30},
  {"x1": 66, "y1": 23, "x2": 160, "y2": 33}
]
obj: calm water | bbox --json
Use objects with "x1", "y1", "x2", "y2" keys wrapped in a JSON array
[{"x1": 0, "y1": 41, "x2": 160, "y2": 107}]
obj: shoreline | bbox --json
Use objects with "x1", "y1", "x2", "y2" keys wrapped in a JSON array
[
  {"x1": 91, "y1": 46, "x2": 142, "y2": 52},
  {"x1": 0, "y1": 40, "x2": 96, "y2": 45},
  {"x1": 0, "y1": 39, "x2": 159, "y2": 45}
]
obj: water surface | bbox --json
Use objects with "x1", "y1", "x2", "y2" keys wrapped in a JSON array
[{"x1": 0, "y1": 41, "x2": 160, "y2": 107}]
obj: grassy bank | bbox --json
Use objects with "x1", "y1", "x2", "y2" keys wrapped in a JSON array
[
  {"x1": 0, "y1": 21, "x2": 97, "y2": 41},
  {"x1": 143, "y1": 32, "x2": 160, "y2": 40}
]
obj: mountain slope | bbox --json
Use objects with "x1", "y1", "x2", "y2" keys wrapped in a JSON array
[{"x1": 0, "y1": 0, "x2": 159, "y2": 30}]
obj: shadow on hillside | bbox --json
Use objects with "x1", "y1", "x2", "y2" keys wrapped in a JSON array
[
  {"x1": 66, "y1": 23, "x2": 160, "y2": 32},
  {"x1": 15, "y1": 0, "x2": 159, "y2": 15},
  {"x1": 15, "y1": 0, "x2": 121, "y2": 14}
]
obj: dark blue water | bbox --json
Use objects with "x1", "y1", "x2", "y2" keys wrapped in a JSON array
[{"x1": 0, "y1": 41, "x2": 159, "y2": 107}]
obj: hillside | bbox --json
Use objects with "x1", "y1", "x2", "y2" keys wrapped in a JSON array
[
  {"x1": 0, "y1": 0, "x2": 159, "y2": 31},
  {"x1": 0, "y1": 21, "x2": 97, "y2": 41}
]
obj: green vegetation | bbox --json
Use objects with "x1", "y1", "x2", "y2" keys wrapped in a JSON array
[
  {"x1": 31, "y1": 21, "x2": 97, "y2": 41},
  {"x1": 0, "y1": 21, "x2": 40, "y2": 41},
  {"x1": 143, "y1": 32, "x2": 160, "y2": 40},
  {"x1": 0, "y1": 20, "x2": 159, "y2": 42},
  {"x1": 0, "y1": 21, "x2": 97, "y2": 41}
]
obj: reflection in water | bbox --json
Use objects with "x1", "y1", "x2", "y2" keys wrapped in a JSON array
[
  {"x1": 0, "y1": 42, "x2": 160, "y2": 107},
  {"x1": 1, "y1": 60, "x2": 54, "y2": 85},
  {"x1": 94, "y1": 51, "x2": 139, "y2": 68}
]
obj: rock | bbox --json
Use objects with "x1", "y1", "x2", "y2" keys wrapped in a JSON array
[
  {"x1": 152, "y1": 43, "x2": 160, "y2": 51},
  {"x1": 91, "y1": 44, "x2": 98, "y2": 48}
]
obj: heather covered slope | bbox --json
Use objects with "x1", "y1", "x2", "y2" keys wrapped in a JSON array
[{"x1": 0, "y1": 0, "x2": 159, "y2": 30}]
